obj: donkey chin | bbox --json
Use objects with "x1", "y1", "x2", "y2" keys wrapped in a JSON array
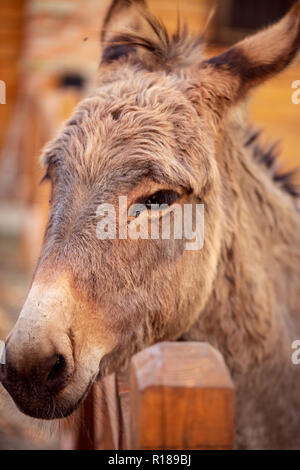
[
  {"x1": 1, "y1": 367, "x2": 95, "y2": 420},
  {"x1": 1, "y1": 352, "x2": 104, "y2": 420},
  {"x1": 0, "y1": 279, "x2": 108, "y2": 419}
]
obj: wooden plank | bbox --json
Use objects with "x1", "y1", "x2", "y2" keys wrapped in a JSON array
[
  {"x1": 0, "y1": 0, "x2": 25, "y2": 10},
  {"x1": 62, "y1": 374, "x2": 123, "y2": 450},
  {"x1": 73, "y1": 384, "x2": 97, "y2": 450},
  {"x1": 0, "y1": 0, "x2": 25, "y2": 150},
  {"x1": 130, "y1": 342, "x2": 234, "y2": 450},
  {"x1": 93, "y1": 374, "x2": 120, "y2": 450},
  {"x1": 92, "y1": 371, "x2": 130, "y2": 450}
]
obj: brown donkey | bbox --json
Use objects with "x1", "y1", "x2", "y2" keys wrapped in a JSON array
[{"x1": 1, "y1": 0, "x2": 300, "y2": 449}]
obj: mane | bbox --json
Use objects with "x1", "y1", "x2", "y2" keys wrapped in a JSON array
[
  {"x1": 101, "y1": 10, "x2": 205, "y2": 71},
  {"x1": 245, "y1": 128, "x2": 299, "y2": 198}
]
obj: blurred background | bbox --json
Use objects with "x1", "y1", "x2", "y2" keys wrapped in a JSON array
[{"x1": 0, "y1": 0, "x2": 299, "y2": 449}]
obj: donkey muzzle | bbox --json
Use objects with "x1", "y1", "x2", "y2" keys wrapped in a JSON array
[{"x1": 1, "y1": 330, "x2": 74, "y2": 419}]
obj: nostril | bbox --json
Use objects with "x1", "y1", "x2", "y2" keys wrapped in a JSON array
[
  {"x1": 47, "y1": 354, "x2": 65, "y2": 380},
  {"x1": 46, "y1": 354, "x2": 69, "y2": 394}
]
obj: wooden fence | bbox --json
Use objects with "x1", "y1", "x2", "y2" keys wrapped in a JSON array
[{"x1": 60, "y1": 342, "x2": 235, "y2": 450}]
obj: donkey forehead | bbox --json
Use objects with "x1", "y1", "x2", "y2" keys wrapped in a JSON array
[
  {"x1": 69, "y1": 74, "x2": 200, "y2": 155},
  {"x1": 42, "y1": 76, "x2": 208, "y2": 188}
]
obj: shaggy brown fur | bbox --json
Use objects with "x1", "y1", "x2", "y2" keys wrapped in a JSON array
[{"x1": 1, "y1": 0, "x2": 300, "y2": 449}]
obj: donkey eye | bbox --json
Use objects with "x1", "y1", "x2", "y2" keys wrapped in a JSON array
[{"x1": 141, "y1": 190, "x2": 179, "y2": 210}]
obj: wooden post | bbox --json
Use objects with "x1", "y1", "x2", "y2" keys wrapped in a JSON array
[
  {"x1": 60, "y1": 342, "x2": 234, "y2": 450},
  {"x1": 130, "y1": 342, "x2": 234, "y2": 450},
  {"x1": 60, "y1": 371, "x2": 131, "y2": 450}
]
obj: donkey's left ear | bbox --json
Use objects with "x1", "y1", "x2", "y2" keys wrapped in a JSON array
[
  {"x1": 197, "y1": 1, "x2": 300, "y2": 121},
  {"x1": 101, "y1": 0, "x2": 150, "y2": 63}
]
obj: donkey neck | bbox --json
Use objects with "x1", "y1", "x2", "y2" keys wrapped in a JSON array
[{"x1": 184, "y1": 110, "x2": 300, "y2": 371}]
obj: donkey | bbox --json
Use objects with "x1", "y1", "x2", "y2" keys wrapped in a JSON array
[{"x1": 1, "y1": 0, "x2": 300, "y2": 449}]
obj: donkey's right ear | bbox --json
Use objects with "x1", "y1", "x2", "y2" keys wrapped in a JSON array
[
  {"x1": 101, "y1": 0, "x2": 149, "y2": 64},
  {"x1": 195, "y1": 1, "x2": 300, "y2": 128}
]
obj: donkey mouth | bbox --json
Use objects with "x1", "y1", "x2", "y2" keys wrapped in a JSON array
[
  {"x1": 1, "y1": 366, "x2": 94, "y2": 420},
  {"x1": 2, "y1": 383, "x2": 92, "y2": 420},
  {"x1": 51, "y1": 378, "x2": 95, "y2": 420}
]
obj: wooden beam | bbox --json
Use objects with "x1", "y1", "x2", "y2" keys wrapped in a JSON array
[
  {"x1": 130, "y1": 342, "x2": 234, "y2": 450},
  {"x1": 62, "y1": 371, "x2": 131, "y2": 450}
]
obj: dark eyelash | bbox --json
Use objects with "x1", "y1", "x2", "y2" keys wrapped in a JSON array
[
  {"x1": 40, "y1": 171, "x2": 50, "y2": 185},
  {"x1": 139, "y1": 190, "x2": 179, "y2": 209}
]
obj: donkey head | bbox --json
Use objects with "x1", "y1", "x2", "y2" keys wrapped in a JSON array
[{"x1": 2, "y1": 0, "x2": 300, "y2": 419}]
